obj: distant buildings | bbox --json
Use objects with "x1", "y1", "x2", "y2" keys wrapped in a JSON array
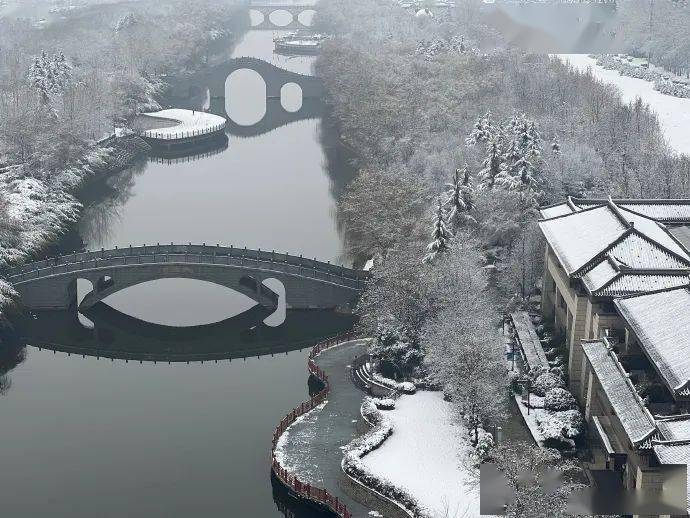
[{"x1": 539, "y1": 197, "x2": 690, "y2": 511}]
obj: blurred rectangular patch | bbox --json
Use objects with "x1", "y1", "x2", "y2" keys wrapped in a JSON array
[
  {"x1": 480, "y1": 1, "x2": 623, "y2": 54},
  {"x1": 568, "y1": 465, "x2": 687, "y2": 516}
]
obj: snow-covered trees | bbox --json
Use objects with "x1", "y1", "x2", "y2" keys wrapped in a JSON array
[
  {"x1": 28, "y1": 51, "x2": 72, "y2": 108},
  {"x1": 370, "y1": 319, "x2": 423, "y2": 377},
  {"x1": 445, "y1": 167, "x2": 476, "y2": 230},
  {"x1": 477, "y1": 140, "x2": 502, "y2": 190},
  {"x1": 467, "y1": 112, "x2": 544, "y2": 204},
  {"x1": 339, "y1": 168, "x2": 428, "y2": 260},
  {"x1": 551, "y1": 134, "x2": 561, "y2": 156},
  {"x1": 423, "y1": 198, "x2": 452, "y2": 263}
]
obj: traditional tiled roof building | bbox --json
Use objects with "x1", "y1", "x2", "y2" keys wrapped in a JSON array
[
  {"x1": 539, "y1": 198, "x2": 690, "y2": 511},
  {"x1": 539, "y1": 197, "x2": 690, "y2": 395}
]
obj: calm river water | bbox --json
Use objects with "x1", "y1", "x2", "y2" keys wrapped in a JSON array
[{"x1": 0, "y1": 11, "x2": 355, "y2": 518}]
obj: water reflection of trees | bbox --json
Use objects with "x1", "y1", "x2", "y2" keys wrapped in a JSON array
[
  {"x1": 0, "y1": 340, "x2": 27, "y2": 397},
  {"x1": 319, "y1": 104, "x2": 359, "y2": 267},
  {"x1": 77, "y1": 158, "x2": 147, "y2": 247}
]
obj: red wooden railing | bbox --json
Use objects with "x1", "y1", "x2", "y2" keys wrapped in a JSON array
[{"x1": 271, "y1": 331, "x2": 356, "y2": 518}]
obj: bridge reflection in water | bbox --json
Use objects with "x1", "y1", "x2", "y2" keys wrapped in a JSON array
[{"x1": 12, "y1": 304, "x2": 356, "y2": 364}]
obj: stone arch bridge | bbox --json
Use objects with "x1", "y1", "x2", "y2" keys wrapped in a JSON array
[
  {"x1": 191, "y1": 56, "x2": 324, "y2": 100},
  {"x1": 4, "y1": 244, "x2": 367, "y2": 312},
  {"x1": 249, "y1": 4, "x2": 317, "y2": 30},
  {"x1": 173, "y1": 57, "x2": 325, "y2": 137}
]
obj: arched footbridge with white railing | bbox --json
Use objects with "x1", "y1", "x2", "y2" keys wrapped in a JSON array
[{"x1": 3, "y1": 244, "x2": 368, "y2": 312}]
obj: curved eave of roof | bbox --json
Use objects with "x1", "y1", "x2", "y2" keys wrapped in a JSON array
[
  {"x1": 675, "y1": 381, "x2": 690, "y2": 399},
  {"x1": 589, "y1": 273, "x2": 690, "y2": 298}
]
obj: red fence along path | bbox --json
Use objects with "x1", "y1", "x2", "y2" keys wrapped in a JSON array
[{"x1": 271, "y1": 332, "x2": 356, "y2": 518}]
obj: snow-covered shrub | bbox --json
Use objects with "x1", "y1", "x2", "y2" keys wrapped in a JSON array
[
  {"x1": 536, "y1": 408, "x2": 584, "y2": 450},
  {"x1": 372, "y1": 398, "x2": 395, "y2": 410},
  {"x1": 654, "y1": 79, "x2": 690, "y2": 99},
  {"x1": 372, "y1": 372, "x2": 417, "y2": 394},
  {"x1": 531, "y1": 372, "x2": 565, "y2": 396},
  {"x1": 550, "y1": 366, "x2": 566, "y2": 379},
  {"x1": 595, "y1": 55, "x2": 690, "y2": 100},
  {"x1": 544, "y1": 388, "x2": 577, "y2": 411},
  {"x1": 544, "y1": 347, "x2": 559, "y2": 360},
  {"x1": 473, "y1": 427, "x2": 494, "y2": 462}
]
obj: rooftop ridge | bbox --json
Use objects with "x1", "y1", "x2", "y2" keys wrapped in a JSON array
[
  {"x1": 572, "y1": 197, "x2": 690, "y2": 206},
  {"x1": 537, "y1": 201, "x2": 606, "y2": 222},
  {"x1": 614, "y1": 208, "x2": 690, "y2": 266},
  {"x1": 566, "y1": 195, "x2": 579, "y2": 212},
  {"x1": 585, "y1": 337, "x2": 657, "y2": 447},
  {"x1": 613, "y1": 282, "x2": 690, "y2": 301},
  {"x1": 572, "y1": 227, "x2": 634, "y2": 278},
  {"x1": 655, "y1": 413, "x2": 690, "y2": 422},
  {"x1": 607, "y1": 197, "x2": 634, "y2": 229}
]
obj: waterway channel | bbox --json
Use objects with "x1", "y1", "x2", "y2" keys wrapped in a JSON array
[{"x1": 0, "y1": 7, "x2": 356, "y2": 517}]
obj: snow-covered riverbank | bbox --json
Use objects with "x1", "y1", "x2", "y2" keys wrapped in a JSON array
[
  {"x1": 559, "y1": 54, "x2": 690, "y2": 156},
  {"x1": 361, "y1": 391, "x2": 479, "y2": 518}
]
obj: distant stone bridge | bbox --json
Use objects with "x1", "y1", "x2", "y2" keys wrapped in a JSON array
[
  {"x1": 172, "y1": 57, "x2": 325, "y2": 136},
  {"x1": 249, "y1": 3, "x2": 317, "y2": 30},
  {"x1": 195, "y1": 57, "x2": 324, "y2": 100},
  {"x1": 5, "y1": 244, "x2": 367, "y2": 312}
]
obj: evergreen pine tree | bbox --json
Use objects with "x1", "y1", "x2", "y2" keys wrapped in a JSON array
[
  {"x1": 445, "y1": 166, "x2": 476, "y2": 229},
  {"x1": 423, "y1": 198, "x2": 452, "y2": 263},
  {"x1": 465, "y1": 112, "x2": 495, "y2": 146},
  {"x1": 477, "y1": 140, "x2": 502, "y2": 190},
  {"x1": 551, "y1": 134, "x2": 561, "y2": 155}
]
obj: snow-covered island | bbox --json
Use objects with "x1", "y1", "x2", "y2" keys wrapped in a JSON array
[{"x1": 137, "y1": 109, "x2": 226, "y2": 141}]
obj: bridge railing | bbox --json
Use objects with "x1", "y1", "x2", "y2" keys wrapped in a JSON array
[
  {"x1": 3, "y1": 244, "x2": 369, "y2": 287},
  {"x1": 271, "y1": 331, "x2": 357, "y2": 518}
]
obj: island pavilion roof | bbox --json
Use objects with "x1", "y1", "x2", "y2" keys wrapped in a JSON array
[
  {"x1": 582, "y1": 339, "x2": 658, "y2": 450},
  {"x1": 615, "y1": 287, "x2": 690, "y2": 399},
  {"x1": 539, "y1": 198, "x2": 690, "y2": 297}
]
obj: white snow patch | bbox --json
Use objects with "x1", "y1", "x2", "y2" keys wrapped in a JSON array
[
  {"x1": 361, "y1": 391, "x2": 479, "y2": 518},
  {"x1": 558, "y1": 54, "x2": 690, "y2": 156},
  {"x1": 273, "y1": 401, "x2": 327, "y2": 474}
]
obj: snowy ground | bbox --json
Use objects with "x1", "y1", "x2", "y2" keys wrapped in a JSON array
[
  {"x1": 361, "y1": 391, "x2": 479, "y2": 518},
  {"x1": 139, "y1": 109, "x2": 226, "y2": 140},
  {"x1": 558, "y1": 54, "x2": 690, "y2": 156}
]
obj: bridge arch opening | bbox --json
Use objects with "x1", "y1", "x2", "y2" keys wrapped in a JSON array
[
  {"x1": 97, "y1": 279, "x2": 257, "y2": 327},
  {"x1": 297, "y1": 9, "x2": 316, "y2": 27},
  {"x1": 225, "y1": 69, "x2": 267, "y2": 126},
  {"x1": 76, "y1": 278, "x2": 96, "y2": 329},
  {"x1": 280, "y1": 83, "x2": 303, "y2": 113},
  {"x1": 249, "y1": 9, "x2": 265, "y2": 27},
  {"x1": 268, "y1": 9, "x2": 293, "y2": 27},
  {"x1": 261, "y1": 278, "x2": 286, "y2": 327}
]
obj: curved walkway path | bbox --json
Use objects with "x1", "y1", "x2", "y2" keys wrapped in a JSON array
[{"x1": 277, "y1": 340, "x2": 406, "y2": 518}]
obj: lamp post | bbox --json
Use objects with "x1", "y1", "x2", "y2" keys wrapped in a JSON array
[{"x1": 517, "y1": 377, "x2": 532, "y2": 415}]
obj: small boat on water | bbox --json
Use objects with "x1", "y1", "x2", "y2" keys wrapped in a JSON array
[{"x1": 273, "y1": 31, "x2": 327, "y2": 55}]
